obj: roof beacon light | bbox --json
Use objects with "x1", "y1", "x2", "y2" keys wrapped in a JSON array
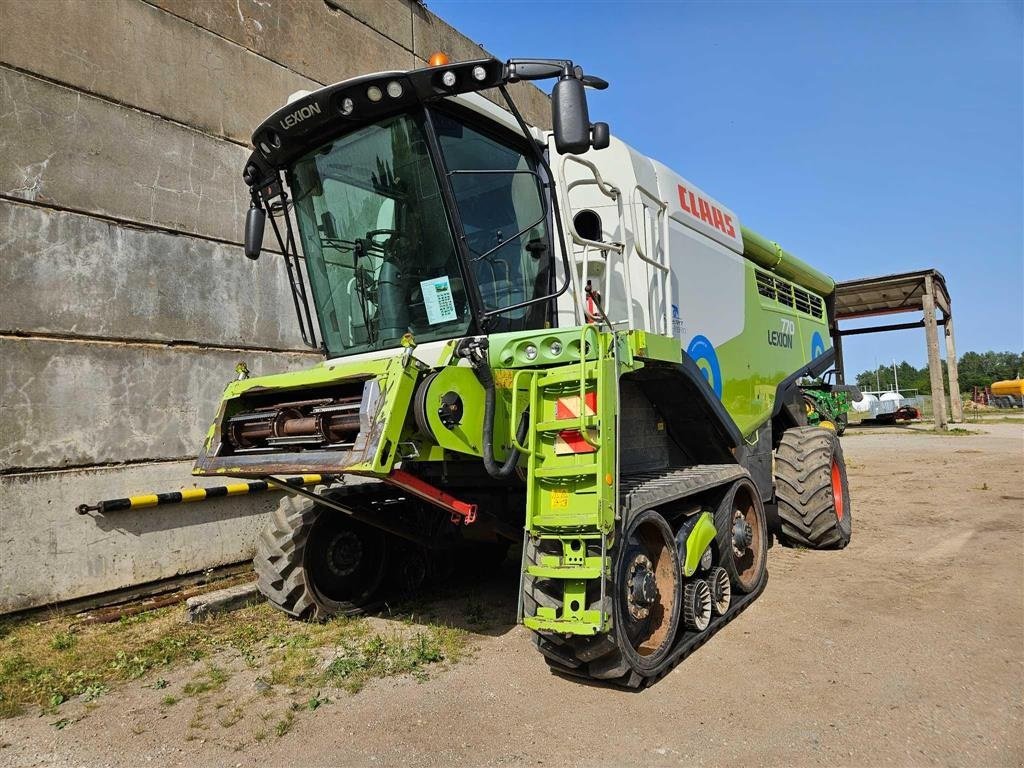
[
  {"x1": 429, "y1": 51, "x2": 450, "y2": 67},
  {"x1": 386, "y1": 80, "x2": 403, "y2": 98},
  {"x1": 472, "y1": 65, "x2": 487, "y2": 82},
  {"x1": 441, "y1": 70, "x2": 457, "y2": 87},
  {"x1": 366, "y1": 85, "x2": 383, "y2": 102}
]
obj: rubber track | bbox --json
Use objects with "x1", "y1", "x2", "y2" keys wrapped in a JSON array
[
  {"x1": 620, "y1": 465, "x2": 750, "y2": 518},
  {"x1": 532, "y1": 464, "x2": 760, "y2": 688}
]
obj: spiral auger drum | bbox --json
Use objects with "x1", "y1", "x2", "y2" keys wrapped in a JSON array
[{"x1": 191, "y1": 51, "x2": 852, "y2": 689}]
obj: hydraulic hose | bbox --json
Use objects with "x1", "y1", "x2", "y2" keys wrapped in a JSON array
[{"x1": 458, "y1": 338, "x2": 529, "y2": 479}]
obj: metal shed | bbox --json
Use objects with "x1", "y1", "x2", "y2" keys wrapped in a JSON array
[{"x1": 831, "y1": 269, "x2": 961, "y2": 428}]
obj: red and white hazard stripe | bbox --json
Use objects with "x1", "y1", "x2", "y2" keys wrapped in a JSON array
[{"x1": 554, "y1": 390, "x2": 598, "y2": 455}]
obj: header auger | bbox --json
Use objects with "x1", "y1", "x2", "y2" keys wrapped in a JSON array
[{"x1": 194, "y1": 53, "x2": 855, "y2": 687}]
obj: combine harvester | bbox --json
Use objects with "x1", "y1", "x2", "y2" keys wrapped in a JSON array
[{"x1": 194, "y1": 54, "x2": 854, "y2": 686}]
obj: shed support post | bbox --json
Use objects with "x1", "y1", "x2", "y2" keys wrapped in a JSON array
[
  {"x1": 944, "y1": 315, "x2": 963, "y2": 422},
  {"x1": 923, "y1": 276, "x2": 947, "y2": 429}
]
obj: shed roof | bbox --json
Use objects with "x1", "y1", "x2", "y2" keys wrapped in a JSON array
[{"x1": 834, "y1": 269, "x2": 950, "y2": 321}]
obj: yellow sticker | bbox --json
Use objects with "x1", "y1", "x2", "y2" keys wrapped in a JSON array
[
  {"x1": 493, "y1": 369, "x2": 514, "y2": 389},
  {"x1": 550, "y1": 489, "x2": 569, "y2": 509}
]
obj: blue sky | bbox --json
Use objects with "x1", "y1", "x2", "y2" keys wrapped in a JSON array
[{"x1": 430, "y1": 0, "x2": 1023, "y2": 380}]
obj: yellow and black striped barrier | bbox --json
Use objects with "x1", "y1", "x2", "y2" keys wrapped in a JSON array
[{"x1": 76, "y1": 475, "x2": 329, "y2": 515}]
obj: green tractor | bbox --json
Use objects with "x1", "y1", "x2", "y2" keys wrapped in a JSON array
[{"x1": 195, "y1": 56, "x2": 854, "y2": 686}]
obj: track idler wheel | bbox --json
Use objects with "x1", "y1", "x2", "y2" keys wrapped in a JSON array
[
  {"x1": 708, "y1": 566, "x2": 731, "y2": 616},
  {"x1": 683, "y1": 580, "x2": 712, "y2": 632}
]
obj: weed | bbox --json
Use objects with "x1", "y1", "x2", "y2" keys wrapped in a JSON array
[
  {"x1": 182, "y1": 665, "x2": 229, "y2": 697},
  {"x1": 274, "y1": 710, "x2": 295, "y2": 737},
  {"x1": 130, "y1": 724, "x2": 145, "y2": 736},
  {"x1": 160, "y1": 695, "x2": 179, "y2": 707},
  {"x1": 218, "y1": 705, "x2": 245, "y2": 728},
  {"x1": 49, "y1": 633, "x2": 75, "y2": 652},
  {"x1": 254, "y1": 729, "x2": 267, "y2": 742},
  {"x1": 152, "y1": 678, "x2": 169, "y2": 690},
  {"x1": 306, "y1": 692, "x2": 329, "y2": 711},
  {"x1": 80, "y1": 683, "x2": 109, "y2": 702},
  {"x1": 50, "y1": 718, "x2": 71, "y2": 730}
]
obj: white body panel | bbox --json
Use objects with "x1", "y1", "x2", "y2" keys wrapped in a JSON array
[{"x1": 550, "y1": 135, "x2": 749, "y2": 355}]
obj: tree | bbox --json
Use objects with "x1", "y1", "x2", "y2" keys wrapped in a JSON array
[{"x1": 854, "y1": 351, "x2": 1022, "y2": 395}]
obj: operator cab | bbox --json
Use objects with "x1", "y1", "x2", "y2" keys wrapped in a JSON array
[{"x1": 241, "y1": 56, "x2": 609, "y2": 361}]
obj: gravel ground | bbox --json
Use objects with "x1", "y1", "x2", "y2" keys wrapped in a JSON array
[{"x1": 2, "y1": 422, "x2": 1021, "y2": 768}]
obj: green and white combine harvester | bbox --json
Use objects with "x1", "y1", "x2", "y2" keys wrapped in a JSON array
[{"x1": 194, "y1": 55, "x2": 856, "y2": 687}]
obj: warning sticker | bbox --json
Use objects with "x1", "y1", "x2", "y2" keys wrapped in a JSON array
[
  {"x1": 421, "y1": 276, "x2": 457, "y2": 325},
  {"x1": 550, "y1": 489, "x2": 569, "y2": 509}
]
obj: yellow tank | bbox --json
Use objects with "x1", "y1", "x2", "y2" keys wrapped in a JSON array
[{"x1": 991, "y1": 379, "x2": 1024, "y2": 397}]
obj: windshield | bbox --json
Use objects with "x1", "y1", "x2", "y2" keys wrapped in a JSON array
[
  {"x1": 290, "y1": 114, "x2": 469, "y2": 357},
  {"x1": 434, "y1": 111, "x2": 550, "y2": 331}
]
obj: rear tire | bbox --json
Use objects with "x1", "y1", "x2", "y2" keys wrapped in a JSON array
[
  {"x1": 254, "y1": 500, "x2": 388, "y2": 620},
  {"x1": 774, "y1": 426, "x2": 852, "y2": 549}
]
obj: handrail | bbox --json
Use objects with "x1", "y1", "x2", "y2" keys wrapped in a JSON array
[
  {"x1": 579, "y1": 324, "x2": 603, "y2": 449},
  {"x1": 631, "y1": 184, "x2": 671, "y2": 335},
  {"x1": 510, "y1": 369, "x2": 533, "y2": 456}
]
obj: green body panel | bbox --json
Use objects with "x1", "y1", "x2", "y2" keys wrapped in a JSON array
[
  {"x1": 682, "y1": 512, "x2": 717, "y2": 578},
  {"x1": 713, "y1": 264, "x2": 832, "y2": 437},
  {"x1": 194, "y1": 353, "x2": 420, "y2": 478}
]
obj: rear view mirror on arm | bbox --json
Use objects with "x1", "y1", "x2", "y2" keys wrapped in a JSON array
[{"x1": 244, "y1": 206, "x2": 266, "y2": 260}]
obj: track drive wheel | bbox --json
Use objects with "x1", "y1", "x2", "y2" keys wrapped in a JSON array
[
  {"x1": 254, "y1": 499, "x2": 388, "y2": 620},
  {"x1": 714, "y1": 477, "x2": 768, "y2": 594},
  {"x1": 775, "y1": 426, "x2": 852, "y2": 550},
  {"x1": 525, "y1": 509, "x2": 683, "y2": 688}
]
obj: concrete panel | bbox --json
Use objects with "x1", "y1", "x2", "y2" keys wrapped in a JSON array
[
  {"x1": 0, "y1": 460, "x2": 300, "y2": 612},
  {"x1": 0, "y1": 0, "x2": 318, "y2": 145},
  {"x1": 151, "y1": 0, "x2": 551, "y2": 129},
  {"x1": 0, "y1": 67, "x2": 249, "y2": 244},
  {"x1": 0, "y1": 200, "x2": 311, "y2": 351},
  {"x1": 0, "y1": 337, "x2": 316, "y2": 471},
  {"x1": 151, "y1": 0, "x2": 415, "y2": 86},
  {"x1": 327, "y1": 0, "x2": 415, "y2": 50}
]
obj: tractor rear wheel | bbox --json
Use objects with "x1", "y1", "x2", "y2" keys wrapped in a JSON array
[
  {"x1": 774, "y1": 426, "x2": 852, "y2": 549},
  {"x1": 254, "y1": 500, "x2": 388, "y2": 620}
]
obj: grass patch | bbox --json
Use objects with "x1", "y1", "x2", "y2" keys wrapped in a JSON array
[
  {"x1": 0, "y1": 600, "x2": 469, "y2": 719},
  {"x1": 323, "y1": 626, "x2": 466, "y2": 693},
  {"x1": 274, "y1": 710, "x2": 295, "y2": 737}
]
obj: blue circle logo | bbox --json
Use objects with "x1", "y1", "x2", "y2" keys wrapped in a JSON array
[
  {"x1": 811, "y1": 331, "x2": 826, "y2": 360},
  {"x1": 686, "y1": 335, "x2": 722, "y2": 398}
]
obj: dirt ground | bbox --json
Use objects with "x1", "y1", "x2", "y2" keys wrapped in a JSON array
[{"x1": 2, "y1": 422, "x2": 1022, "y2": 768}]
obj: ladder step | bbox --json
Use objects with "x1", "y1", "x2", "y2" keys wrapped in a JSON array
[
  {"x1": 534, "y1": 417, "x2": 599, "y2": 433},
  {"x1": 523, "y1": 610, "x2": 605, "y2": 635},
  {"x1": 533, "y1": 465, "x2": 599, "y2": 479},
  {"x1": 527, "y1": 556, "x2": 605, "y2": 580},
  {"x1": 537, "y1": 367, "x2": 598, "y2": 387}
]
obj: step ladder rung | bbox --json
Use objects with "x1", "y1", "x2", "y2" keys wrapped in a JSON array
[{"x1": 532, "y1": 465, "x2": 599, "y2": 479}]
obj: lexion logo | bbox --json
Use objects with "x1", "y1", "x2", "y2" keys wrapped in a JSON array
[
  {"x1": 768, "y1": 318, "x2": 794, "y2": 349},
  {"x1": 280, "y1": 102, "x2": 322, "y2": 130}
]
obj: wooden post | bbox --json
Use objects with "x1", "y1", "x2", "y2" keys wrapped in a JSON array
[
  {"x1": 923, "y1": 275, "x2": 947, "y2": 429},
  {"x1": 945, "y1": 315, "x2": 964, "y2": 422}
]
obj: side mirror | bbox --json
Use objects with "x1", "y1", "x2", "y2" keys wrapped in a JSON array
[
  {"x1": 552, "y1": 76, "x2": 592, "y2": 155},
  {"x1": 244, "y1": 206, "x2": 266, "y2": 260},
  {"x1": 591, "y1": 122, "x2": 609, "y2": 150}
]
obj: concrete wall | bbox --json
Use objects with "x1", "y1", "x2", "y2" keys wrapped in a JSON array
[{"x1": 0, "y1": 0, "x2": 549, "y2": 613}]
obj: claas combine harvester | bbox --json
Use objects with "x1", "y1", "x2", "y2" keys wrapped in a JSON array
[{"x1": 194, "y1": 54, "x2": 855, "y2": 687}]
